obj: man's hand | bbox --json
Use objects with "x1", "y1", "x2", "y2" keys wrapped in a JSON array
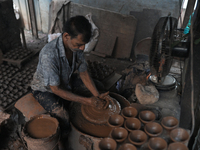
[
  {"x1": 98, "y1": 91, "x2": 109, "y2": 99},
  {"x1": 98, "y1": 91, "x2": 111, "y2": 109},
  {"x1": 88, "y1": 95, "x2": 110, "y2": 110}
]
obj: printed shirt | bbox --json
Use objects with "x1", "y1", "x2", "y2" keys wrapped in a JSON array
[{"x1": 31, "y1": 35, "x2": 87, "y2": 93}]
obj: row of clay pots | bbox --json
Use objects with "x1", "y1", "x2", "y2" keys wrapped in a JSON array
[
  {"x1": 99, "y1": 106, "x2": 189, "y2": 150},
  {"x1": 99, "y1": 136, "x2": 188, "y2": 150}
]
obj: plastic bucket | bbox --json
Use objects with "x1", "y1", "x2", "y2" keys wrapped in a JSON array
[{"x1": 22, "y1": 114, "x2": 60, "y2": 150}]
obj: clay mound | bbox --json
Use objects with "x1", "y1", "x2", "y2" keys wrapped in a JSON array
[
  {"x1": 135, "y1": 84, "x2": 159, "y2": 104},
  {"x1": 81, "y1": 97, "x2": 121, "y2": 124}
]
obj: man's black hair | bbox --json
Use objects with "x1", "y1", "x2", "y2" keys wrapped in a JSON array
[{"x1": 63, "y1": 16, "x2": 92, "y2": 43}]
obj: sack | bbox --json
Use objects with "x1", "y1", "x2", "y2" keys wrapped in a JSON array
[
  {"x1": 84, "y1": 13, "x2": 99, "y2": 53},
  {"x1": 48, "y1": 33, "x2": 61, "y2": 42}
]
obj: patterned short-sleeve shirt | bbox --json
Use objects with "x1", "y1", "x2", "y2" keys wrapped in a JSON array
[{"x1": 31, "y1": 35, "x2": 87, "y2": 93}]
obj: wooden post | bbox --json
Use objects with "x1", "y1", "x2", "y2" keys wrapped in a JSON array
[{"x1": 27, "y1": 0, "x2": 38, "y2": 38}]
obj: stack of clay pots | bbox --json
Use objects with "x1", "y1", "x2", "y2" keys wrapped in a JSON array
[
  {"x1": 99, "y1": 106, "x2": 189, "y2": 150},
  {"x1": 0, "y1": 64, "x2": 36, "y2": 109},
  {"x1": 87, "y1": 60, "x2": 115, "y2": 81},
  {"x1": 3, "y1": 46, "x2": 32, "y2": 60}
]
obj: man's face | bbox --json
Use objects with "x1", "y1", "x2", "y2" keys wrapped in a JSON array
[{"x1": 64, "y1": 33, "x2": 86, "y2": 52}]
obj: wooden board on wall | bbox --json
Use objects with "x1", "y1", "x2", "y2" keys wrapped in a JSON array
[
  {"x1": 93, "y1": 31, "x2": 117, "y2": 57},
  {"x1": 69, "y1": 3, "x2": 137, "y2": 59}
]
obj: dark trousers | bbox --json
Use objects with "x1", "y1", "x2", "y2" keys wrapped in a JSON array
[{"x1": 31, "y1": 74, "x2": 105, "y2": 137}]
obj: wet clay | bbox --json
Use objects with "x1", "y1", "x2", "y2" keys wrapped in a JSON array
[
  {"x1": 26, "y1": 118, "x2": 57, "y2": 139},
  {"x1": 81, "y1": 97, "x2": 121, "y2": 124},
  {"x1": 70, "y1": 93, "x2": 130, "y2": 137}
]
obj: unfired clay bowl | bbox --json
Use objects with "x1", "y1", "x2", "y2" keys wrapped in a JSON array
[
  {"x1": 118, "y1": 143, "x2": 137, "y2": 150},
  {"x1": 148, "y1": 137, "x2": 167, "y2": 150},
  {"x1": 108, "y1": 114, "x2": 124, "y2": 128},
  {"x1": 111, "y1": 127, "x2": 128, "y2": 143},
  {"x1": 139, "y1": 110, "x2": 156, "y2": 124},
  {"x1": 99, "y1": 137, "x2": 117, "y2": 150},
  {"x1": 128, "y1": 130, "x2": 147, "y2": 146},
  {"x1": 121, "y1": 106, "x2": 138, "y2": 119},
  {"x1": 168, "y1": 142, "x2": 188, "y2": 150},
  {"x1": 161, "y1": 116, "x2": 179, "y2": 130},
  {"x1": 144, "y1": 122, "x2": 163, "y2": 137},
  {"x1": 170, "y1": 128, "x2": 190, "y2": 143},
  {"x1": 124, "y1": 118, "x2": 141, "y2": 132}
]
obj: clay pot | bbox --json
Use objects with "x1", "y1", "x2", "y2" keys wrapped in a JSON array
[
  {"x1": 124, "y1": 118, "x2": 141, "y2": 132},
  {"x1": 99, "y1": 137, "x2": 117, "y2": 150},
  {"x1": 168, "y1": 142, "x2": 188, "y2": 150},
  {"x1": 139, "y1": 110, "x2": 156, "y2": 124},
  {"x1": 118, "y1": 143, "x2": 137, "y2": 150},
  {"x1": 144, "y1": 122, "x2": 163, "y2": 137},
  {"x1": 111, "y1": 127, "x2": 128, "y2": 143},
  {"x1": 148, "y1": 137, "x2": 167, "y2": 150},
  {"x1": 170, "y1": 128, "x2": 190, "y2": 143},
  {"x1": 108, "y1": 114, "x2": 124, "y2": 128},
  {"x1": 161, "y1": 116, "x2": 179, "y2": 131},
  {"x1": 128, "y1": 130, "x2": 148, "y2": 146},
  {"x1": 121, "y1": 106, "x2": 138, "y2": 119}
]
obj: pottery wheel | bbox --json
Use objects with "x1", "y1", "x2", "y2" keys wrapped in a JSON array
[{"x1": 81, "y1": 97, "x2": 121, "y2": 124}]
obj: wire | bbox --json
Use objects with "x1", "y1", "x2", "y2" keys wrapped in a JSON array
[{"x1": 190, "y1": 10, "x2": 195, "y2": 138}]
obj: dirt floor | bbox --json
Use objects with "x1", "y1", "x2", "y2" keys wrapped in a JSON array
[{"x1": 0, "y1": 30, "x2": 183, "y2": 150}]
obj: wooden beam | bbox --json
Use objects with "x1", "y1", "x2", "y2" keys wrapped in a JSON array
[{"x1": 27, "y1": 0, "x2": 38, "y2": 38}]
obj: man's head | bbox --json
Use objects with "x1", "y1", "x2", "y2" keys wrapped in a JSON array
[{"x1": 62, "y1": 16, "x2": 92, "y2": 52}]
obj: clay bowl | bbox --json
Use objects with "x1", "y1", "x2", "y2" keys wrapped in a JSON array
[
  {"x1": 128, "y1": 130, "x2": 148, "y2": 146},
  {"x1": 124, "y1": 118, "x2": 141, "y2": 132},
  {"x1": 148, "y1": 137, "x2": 167, "y2": 150},
  {"x1": 170, "y1": 128, "x2": 190, "y2": 143},
  {"x1": 161, "y1": 116, "x2": 179, "y2": 131},
  {"x1": 99, "y1": 137, "x2": 117, "y2": 150},
  {"x1": 107, "y1": 114, "x2": 124, "y2": 128},
  {"x1": 168, "y1": 142, "x2": 188, "y2": 150},
  {"x1": 139, "y1": 110, "x2": 156, "y2": 124},
  {"x1": 118, "y1": 143, "x2": 137, "y2": 150},
  {"x1": 121, "y1": 106, "x2": 138, "y2": 119},
  {"x1": 111, "y1": 127, "x2": 128, "y2": 143},
  {"x1": 144, "y1": 122, "x2": 163, "y2": 137}
]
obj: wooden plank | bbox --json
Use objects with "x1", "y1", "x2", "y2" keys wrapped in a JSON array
[
  {"x1": 15, "y1": 93, "x2": 46, "y2": 120},
  {"x1": 27, "y1": 0, "x2": 38, "y2": 38},
  {"x1": 90, "y1": 51, "x2": 106, "y2": 57},
  {"x1": 70, "y1": 3, "x2": 137, "y2": 59},
  {"x1": 94, "y1": 31, "x2": 117, "y2": 56},
  {"x1": 103, "y1": 73, "x2": 122, "y2": 91}
]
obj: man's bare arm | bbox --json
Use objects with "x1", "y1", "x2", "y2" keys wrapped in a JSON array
[
  {"x1": 50, "y1": 85, "x2": 97, "y2": 106},
  {"x1": 79, "y1": 70, "x2": 99, "y2": 97}
]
